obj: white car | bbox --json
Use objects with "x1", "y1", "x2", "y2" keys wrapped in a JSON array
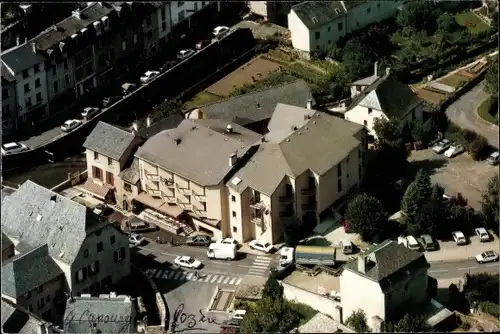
[
  {"x1": 486, "y1": 151, "x2": 499, "y2": 165},
  {"x1": 60, "y1": 119, "x2": 82, "y2": 132},
  {"x1": 475, "y1": 250, "x2": 499, "y2": 264},
  {"x1": 444, "y1": 144, "x2": 465, "y2": 158},
  {"x1": 81, "y1": 107, "x2": 100, "y2": 119},
  {"x1": 248, "y1": 240, "x2": 274, "y2": 253},
  {"x1": 432, "y1": 139, "x2": 451, "y2": 154},
  {"x1": 232, "y1": 309, "x2": 246, "y2": 320},
  {"x1": 452, "y1": 231, "x2": 467, "y2": 245},
  {"x1": 174, "y1": 256, "x2": 202, "y2": 269},
  {"x1": 219, "y1": 238, "x2": 238, "y2": 246},
  {"x1": 475, "y1": 227, "x2": 490, "y2": 242},
  {"x1": 140, "y1": 70, "x2": 160, "y2": 84},
  {"x1": 177, "y1": 49, "x2": 195, "y2": 60},
  {"x1": 1, "y1": 142, "x2": 29, "y2": 155},
  {"x1": 129, "y1": 233, "x2": 146, "y2": 246},
  {"x1": 212, "y1": 26, "x2": 230, "y2": 37}
]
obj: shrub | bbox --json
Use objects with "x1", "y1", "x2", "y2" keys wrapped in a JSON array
[
  {"x1": 468, "y1": 136, "x2": 489, "y2": 161},
  {"x1": 478, "y1": 301, "x2": 500, "y2": 318}
]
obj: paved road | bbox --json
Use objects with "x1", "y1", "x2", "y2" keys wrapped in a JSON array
[
  {"x1": 429, "y1": 258, "x2": 500, "y2": 279},
  {"x1": 21, "y1": 126, "x2": 65, "y2": 149},
  {"x1": 446, "y1": 81, "x2": 499, "y2": 149}
]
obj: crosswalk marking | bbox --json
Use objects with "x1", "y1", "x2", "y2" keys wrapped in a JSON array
[
  {"x1": 156, "y1": 270, "x2": 164, "y2": 279},
  {"x1": 145, "y1": 268, "x2": 242, "y2": 286},
  {"x1": 247, "y1": 256, "x2": 273, "y2": 277},
  {"x1": 210, "y1": 276, "x2": 219, "y2": 283},
  {"x1": 173, "y1": 272, "x2": 184, "y2": 280},
  {"x1": 217, "y1": 276, "x2": 225, "y2": 283},
  {"x1": 203, "y1": 274, "x2": 213, "y2": 282},
  {"x1": 223, "y1": 277, "x2": 231, "y2": 284},
  {"x1": 229, "y1": 277, "x2": 236, "y2": 285}
]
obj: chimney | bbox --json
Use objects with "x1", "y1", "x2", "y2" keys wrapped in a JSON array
[
  {"x1": 306, "y1": 99, "x2": 313, "y2": 110},
  {"x1": 304, "y1": 114, "x2": 312, "y2": 121},
  {"x1": 291, "y1": 126, "x2": 298, "y2": 131},
  {"x1": 226, "y1": 124, "x2": 233, "y2": 133},
  {"x1": 385, "y1": 67, "x2": 391, "y2": 76},
  {"x1": 174, "y1": 138, "x2": 181, "y2": 145},
  {"x1": 16, "y1": 36, "x2": 20, "y2": 46},
  {"x1": 357, "y1": 256, "x2": 367, "y2": 273},
  {"x1": 110, "y1": 291, "x2": 117, "y2": 298},
  {"x1": 31, "y1": 42, "x2": 36, "y2": 54},
  {"x1": 374, "y1": 61, "x2": 378, "y2": 77},
  {"x1": 146, "y1": 115, "x2": 151, "y2": 128},
  {"x1": 132, "y1": 122, "x2": 138, "y2": 133},
  {"x1": 229, "y1": 153, "x2": 237, "y2": 166}
]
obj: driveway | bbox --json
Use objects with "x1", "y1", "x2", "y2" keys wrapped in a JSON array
[
  {"x1": 408, "y1": 148, "x2": 497, "y2": 210},
  {"x1": 234, "y1": 20, "x2": 289, "y2": 39},
  {"x1": 445, "y1": 81, "x2": 499, "y2": 148}
]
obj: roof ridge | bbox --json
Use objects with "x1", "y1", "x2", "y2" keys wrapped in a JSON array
[
  {"x1": 98, "y1": 121, "x2": 135, "y2": 136},
  {"x1": 197, "y1": 79, "x2": 307, "y2": 110}
]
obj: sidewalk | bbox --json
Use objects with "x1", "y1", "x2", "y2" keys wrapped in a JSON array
[{"x1": 424, "y1": 235, "x2": 499, "y2": 263}]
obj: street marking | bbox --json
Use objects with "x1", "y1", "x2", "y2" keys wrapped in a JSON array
[
  {"x1": 238, "y1": 265, "x2": 253, "y2": 268},
  {"x1": 186, "y1": 272, "x2": 194, "y2": 280},
  {"x1": 168, "y1": 271, "x2": 178, "y2": 279},
  {"x1": 210, "y1": 275, "x2": 219, "y2": 283},
  {"x1": 486, "y1": 263, "x2": 500, "y2": 267},
  {"x1": 429, "y1": 269, "x2": 448, "y2": 273},
  {"x1": 256, "y1": 256, "x2": 271, "y2": 260},
  {"x1": 156, "y1": 270, "x2": 165, "y2": 279},
  {"x1": 254, "y1": 259, "x2": 271, "y2": 264},
  {"x1": 246, "y1": 274, "x2": 265, "y2": 278},
  {"x1": 248, "y1": 268, "x2": 267, "y2": 274},
  {"x1": 161, "y1": 271, "x2": 171, "y2": 279},
  {"x1": 217, "y1": 276, "x2": 225, "y2": 283},
  {"x1": 203, "y1": 274, "x2": 213, "y2": 282},
  {"x1": 458, "y1": 266, "x2": 477, "y2": 270},
  {"x1": 177, "y1": 272, "x2": 187, "y2": 280},
  {"x1": 173, "y1": 271, "x2": 184, "y2": 279},
  {"x1": 229, "y1": 277, "x2": 237, "y2": 285},
  {"x1": 145, "y1": 269, "x2": 157, "y2": 277},
  {"x1": 235, "y1": 278, "x2": 242, "y2": 285},
  {"x1": 223, "y1": 277, "x2": 231, "y2": 284}
]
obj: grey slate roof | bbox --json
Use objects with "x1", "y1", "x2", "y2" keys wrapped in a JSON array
[
  {"x1": 197, "y1": 80, "x2": 313, "y2": 126},
  {"x1": 1, "y1": 297, "x2": 57, "y2": 334},
  {"x1": 136, "y1": 119, "x2": 262, "y2": 186},
  {"x1": 83, "y1": 121, "x2": 137, "y2": 161},
  {"x1": 349, "y1": 73, "x2": 422, "y2": 119},
  {"x1": 119, "y1": 159, "x2": 140, "y2": 184},
  {"x1": 344, "y1": 240, "x2": 430, "y2": 292},
  {"x1": 64, "y1": 296, "x2": 134, "y2": 333},
  {"x1": 1, "y1": 43, "x2": 45, "y2": 74},
  {"x1": 291, "y1": 1, "x2": 347, "y2": 29},
  {"x1": 1, "y1": 180, "x2": 101, "y2": 266},
  {"x1": 1, "y1": 232, "x2": 13, "y2": 252},
  {"x1": 1, "y1": 62, "x2": 16, "y2": 83},
  {"x1": 1, "y1": 245, "x2": 63, "y2": 298},
  {"x1": 228, "y1": 105, "x2": 364, "y2": 196},
  {"x1": 137, "y1": 113, "x2": 184, "y2": 139}
]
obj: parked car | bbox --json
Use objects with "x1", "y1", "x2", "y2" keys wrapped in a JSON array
[
  {"x1": 140, "y1": 70, "x2": 160, "y2": 84},
  {"x1": 486, "y1": 151, "x2": 499, "y2": 165},
  {"x1": 475, "y1": 227, "x2": 490, "y2": 242},
  {"x1": 174, "y1": 256, "x2": 202, "y2": 269},
  {"x1": 444, "y1": 144, "x2": 465, "y2": 158},
  {"x1": 102, "y1": 95, "x2": 120, "y2": 108},
  {"x1": 219, "y1": 238, "x2": 238, "y2": 246},
  {"x1": 128, "y1": 219, "x2": 158, "y2": 233},
  {"x1": 159, "y1": 60, "x2": 178, "y2": 73},
  {"x1": 452, "y1": 231, "x2": 467, "y2": 245},
  {"x1": 232, "y1": 310, "x2": 246, "y2": 320},
  {"x1": 186, "y1": 235, "x2": 212, "y2": 247},
  {"x1": 195, "y1": 39, "x2": 211, "y2": 50},
  {"x1": 421, "y1": 234, "x2": 437, "y2": 251},
  {"x1": 129, "y1": 233, "x2": 146, "y2": 246},
  {"x1": 61, "y1": 119, "x2": 82, "y2": 132},
  {"x1": 213, "y1": 25, "x2": 230, "y2": 37},
  {"x1": 81, "y1": 107, "x2": 100, "y2": 119},
  {"x1": 177, "y1": 49, "x2": 195, "y2": 60},
  {"x1": 475, "y1": 250, "x2": 498, "y2": 264},
  {"x1": 93, "y1": 203, "x2": 113, "y2": 216},
  {"x1": 443, "y1": 193, "x2": 452, "y2": 201},
  {"x1": 248, "y1": 240, "x2": 274, "y2": 253},
  {"x1": 1, "y1": 142, "x2": 29, "y2": 155},
  {"x1": 432, "y1": 139, "x2": 451, "y2": 154},
  {"x1": 122, "y1": 83, "x2": 137, "y2": 95}
]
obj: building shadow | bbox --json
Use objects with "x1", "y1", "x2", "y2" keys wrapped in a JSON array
[{"x1": 406, "y1": 158, "x2": 449, "y2": 179}]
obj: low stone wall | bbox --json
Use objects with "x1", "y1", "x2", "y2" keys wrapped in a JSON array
[{"x1": 50, "y1": 170, "x2": 88, "y2": 192}]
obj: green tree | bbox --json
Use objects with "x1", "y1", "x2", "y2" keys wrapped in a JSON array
[
  {"x1": 481, "y1": 174, "x2": 499, "y2": 233},
  {"x1": 485, "y1": 59, "x2": 498, "y2": 98},
  {"x1": 394, "y1": 313, "x2": 433, "y2": 332},
  {"x1": 345, "y1": 309, "x2": 371, "y2": 332},
  {"x1": 345, "y1": 194, "x2": 387, "y2": 242},
  {"x1": 373, "y1": 117, "x2": 403, "y2": 144},
  {"x1": 342, "y1": 37, "x2": 375, "y2": 79},
  {"x1": 437, "y1": 13, "x2": 461, "y2": 33},
  {"x1": 396, "y1": 1, "x2": 438, "y2": 33},
  {"x1": 401, "y1": 169, "x2": 433, "y2": 226},
  {"x1": 491, "y1": 11, "x2": 498, "y2": 32}
]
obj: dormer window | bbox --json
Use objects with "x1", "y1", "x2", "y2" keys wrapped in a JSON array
[
  {"x1": 80, "y1": 28, "x2": 88, "y2": 40},
  {"x1": 101, "y1": 16, "x2": 109, "y2": 30},
  {"x1": 59, "y1": 42, "x2": 66, "y2": 55},
  {"x1": 311, "y1": 16, "x2": 318, "y2": 24},
  {"x1": 368, "y1": 108, "x2": 372, "y2": 114},
  {"x1": 93, "y1": 21, "x2": 102, "y2": 35},
  {"x1": 334, "y1": 8, "x2": 341, "y2": 15},
  {"x1": 71, "y1": 33, "x2": 78, "y2": 46}
]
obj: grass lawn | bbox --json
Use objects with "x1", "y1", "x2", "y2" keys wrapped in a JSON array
[
  {"x1": 454, "y1": 11, "x2": 490, "y2": 34},
  {"x1": 438, "y1": 73, "x2": 470, "y2": 88},
  {"x1": 477, "y1": 95, "x2": 498, "y2": 125},
  {"x1": 183, "y1": 91, "x2": 224, "y2": 110}
]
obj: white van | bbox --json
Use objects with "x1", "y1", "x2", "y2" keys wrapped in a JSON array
[
  {"x1": 279, "y1": 247, "x2": 294, "y2": 267},
  {"x1": 207, "y1": 243, "x2": 237, "y2": 260},
  {"x1": 340, "y1": 239, "x2": 354, "y2": 254}
]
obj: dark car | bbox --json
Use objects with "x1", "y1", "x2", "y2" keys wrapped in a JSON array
[
  {"x1": 93, "y1": 203, "x2": 114, "y2": 216},
  {"x1": 102, "y1": 96, "x2": 120, "y2": 108},
  {"x1": 127, "y1": 220, "x2": 158, "y2": 233},
  {"x1": 186, "y1": 235, "x2": 212, "y2": 247},
  {"x1": 159, "y1": 60, "x2": 179, "y2": 73},
  {"x1": 195, "y1": 40, "x2": 211, "y2": 50}
]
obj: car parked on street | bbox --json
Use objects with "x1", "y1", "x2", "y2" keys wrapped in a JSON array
[
  {"x1": 102, "y1": 95, "x2": 120, "y2": 108},
  {"x1": 177, "y1": 49, "x2": 195, "y2": 60},
  {"x1": 475, "y1": 227, "x2": 490, "y2": 242},
  {"x1": 61, "y1": 119, "x2": 82, "y2": 132},
  {"x1": 421, "y1": 234, "x2": 437, "y2": 251},
  {"x1": 475, "y1": 250, "x2": 498, "y2": 264},
  {"x1": 159, "y1": 60, "x2": 179, "y2": 73},
  {"x1": 248, "y1": 240, "x2": 274, "y2": 253},
  {"x1": 452, "y1": 231, "x2": 467, "y2": 245},
  {"x1": 129, "y1": 233, "x2": 146, "y2": 246},
  {"x1": 444, "y1": 144, "x2": 465, "y2": 158},
  {"x1": 486, "y1": 151, "x2": 499, "y2": 165},
  {"x1": 140, "y1": 70, "x2": 160, "y2": 84},
  {"x1": 195, "y1": 39, "x2": 211, "y2": 50},
  {"x1": 127, "y1": 220, "x2": 158, "y2": 233},
  {"x1": 81, "y1": 107, "x2": 100, "y2": 119},
  {"x1": 219, "y1": 238, "x2": 238, "y2": 246},
  {"x1": 1, "y1": 142, "x2": 29, "y2": 155},
  {"x1": 432, "y1": 139, "x2": 451, "y2": 154},
  {"x1": 213, "y1": 25, "x2": 230, "y2": 37},
  {"x1": 122, "y1": 83, "x2": 138, "y2": 95},
  {"x1": 186, "y1": 235, "x2": 212, "y2": 247},
  {"x1": 93, "y1": 203, "x2": 113, "y2": 216},
  {"x1": 174, "y1": 256, "x2": 202, "y2": 269}
]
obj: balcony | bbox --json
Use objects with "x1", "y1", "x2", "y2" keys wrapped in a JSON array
[
  {"x1": 251, "y1": 215, "x2": 264, "y2": 226},
  {"x1": 250, "y1": 198, "x2": 265, "y2": 210},
  {"x1": 301, "y1": 203, "x2": 316, "y2": 212},
  {"x1": 193, "y1": 208, "x2": 207, "y2": 217},
  {"x1": 279, "y1": 194, "x2": 294, "y2": 203},
  {"x1": 176, "y1": 183, "x2": 191, "y2": 195},
  {"x1": 148, "y1": 174, "x2": 160, "y2": 182},
  {"x1": 301, "y1": 187, "x2": 316, "y2": 196},
  {"x1": 279, "y1": 210, "x2": 294, "y2": 218},
  {"x1": 149, "y1": 189, "x2": 160, "y2": 197},
  {"x1": 164, "y1": 195, "x2": 176, "y2": 204},
  {"x1": 161, "y1": 176, "x2": 174, "y2": 187},
  {"x1": 193, "y1": 191, "x2": 206, "y2": 202}
]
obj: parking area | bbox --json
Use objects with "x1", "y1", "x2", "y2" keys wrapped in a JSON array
[
  {"x1": 408, "y1": 148, "x2": 497, "y2": 210},
  {"x1": 234, "y1": 20, "x2": 289, "y2": 39}
]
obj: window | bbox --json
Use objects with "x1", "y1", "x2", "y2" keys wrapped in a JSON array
[
  {"x1": 328, "y1": 40, "x2": 331, "y2": 44},
  {"x1": 35, "y1": 78, "x2": 41, "y2": 88},
  {"x1": 107, "y1": 157, "x2": 113, "y2": 165},
  {"x1": 46, "y1": 295, "x2": 51, "y2": 303},
  {"x1": 338, "y1": 22, "x2": 343, "y2": 31},
  {"x1": 202, "y1": 1, "x2": 205, "y2": 6},
  {"x1": 338, "y1": 179, "x2": 342, "y2": 192},
  {"x1": 161, "y1": 22, "x2": 167, "y2": 31},
  {"x1": 84, "y1": 249, "x2": 89, "y2": 258},
  {"x1": 232, "y1": 211, "x2": 236, "y2": 218},
  {"x1": 2, "y1": 89, "x2": 8, "y2": 99},
  {"x1": 359, "y1": 164, "x2": 362, "y2": 177},
  {"x1": 368, "y1": 108, "x2": 372, "y2": 114},
  {"x1": 25, "y1": 97, "x2": 32, "y2": 107},
  {"x1": 327, "y1": 26, "x2": 331, "y2": 32},
  {"x1": 110, "y1": 235, "x2": 116, "y2": 244},
  {"x1": 75, "y1": 267, "x2": 87, "y2": 283},
  {"x1": 37, "y1": 285, "x2": 43, "y2": 293},
  {"x1": 124, "y1": 182, "x2": 132, "y2": 192},
  {"x1": 231, "y1": 195, "x2": 236, "y2": 202},
  {"x1": 161, "y1": 8, "x2": 166, "y2": 20},
  {"x1": 37, "y1": 298, "x2": 45, "y2": 309},
  {"x1": 24, "y1": 291, "x2": 31, "y2": 299},
  {"x1": 147, "y1": 30, "x2": 153, "y2": 40},
  {"x1": 233, "y1": 226, "x2": 237, "y2": 233},
  {"x1": 34, "y1": 64, "x2": 40, "y2": 73},
  {"x1": 106, "y1": 171, "x2": 114, "y2": 186},
  {"x1": 178, "y1": 10, "x2": 185, "y2": 21},
  {"x1": 90, "y1": 261, "x2": 100, "y2": 275},
  {"x1": 65, "y1": 73, "x2": 70, "y2": 85},
  {"x1": 27, "y1": 305, "x2": 33, "y2": 312},
  {"x1": 36, "y1": 92, "x2": 42, "y2": 103},
  {"x1": 122, "y1": 40, "x2": 127, "y2": 51},
  {"x1": 63, "y1": 60, "x2": 68, "y2": 70},
  {"x1": 53, "y1": 81, "x2": 59, "y2": 93},
  {"x1": 178, "y1": 1, "x2": 185, "y2": 6},
  {"x1": 24, "y1": 83, "x2": 30, "y2": 93},
  {"x1": 338, "y1": 164, "x2": 342, "y2": 177},
  {"x1": 146, "y1": 17, "x2": 152, "y2": 26},
  {"x1": 3, "y1": 104, "x2": 10, "y2": 118},
  {"x1": 114, "y1": 247, "x2": 125, "y2": 262},
  {"x1": 367, "y1": 7, "x2": 371, "y2": 14},
  {"x1": 94, "y1": 151, "x2": 99, "y2": 160},
  {"x1": 22, "y1": 70, "x2": 29, "y2": 79},
  {"x1": 97, "y1": 242, "x2": 103, "y2": 252},
  {"x1": 315, "y1": 31, "x2": 320, "y2": 40},
  {"x1": 92, "y1": 166, "x2": 103, "y2": 180},
  {"x1": 133, "y1": 33, "x2": 138, "y2": 44},
  {"x1": 363, "y1": 120, "x2": 367, "y2": 126},
  {"x1": 52, "y1": 67, "x2": 57, "y2": 75},
  {"x1": 377, "y1": 3, "x2": 380, "y2": 8}
]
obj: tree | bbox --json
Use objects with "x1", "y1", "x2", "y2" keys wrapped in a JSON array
[
  {"x1": 345, "y1": 309, "x2": 371, "y2": 332},
  {"x1": 491, "y1": 11, "x2": 498, "y2": 32},
  {"x1": 282, "y1": 217, "x2": 302, "y2": 247},
  {"x1": 342, "y1": 37, "x2": 375, "y2": 79},
  {"x1": 481, "y1": 174, "x2": 499, "y2": 233},
  {"x1": 373, "y1": 117, "x2": 403, "y2": 144},
  {"x1": 345, "y1": 194, "x2": 387, "y2": 242},
  {"x1": 396, "y1": 1, "x2": 438, "y2": 33},
  {"x1": 394, "y1": 313, "x2": 433, "y2": 332},
  {"x1": 485, "y1": 59, "x2": 498, "y2": 98},
  {"x1": 437, "y1": 13, "x2": 461, "y2": 33},
  {"x1": 401, "y1": 169, "x2": 433, "y2": 226},
  {"x1": 262, "y1": 274, "x2": 283, "y2": 302}
]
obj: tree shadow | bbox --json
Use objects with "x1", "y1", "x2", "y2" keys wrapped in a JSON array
[{"x1": 406, "y1": 158, "x2": 449, "y2": 180}]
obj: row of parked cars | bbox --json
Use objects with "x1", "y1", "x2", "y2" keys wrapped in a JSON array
[{"x1": 433, "y1": 138, "x2": 499, "y2": 164}]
